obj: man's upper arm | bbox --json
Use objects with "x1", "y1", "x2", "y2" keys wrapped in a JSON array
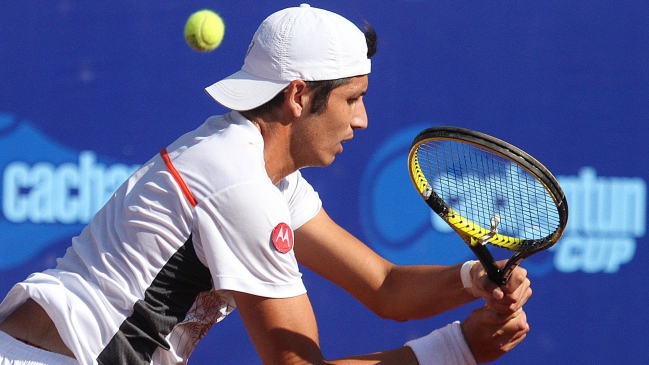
[
  {"x1": 293, "y1": 209, "x2": 394, "y2": 314},
  {"x1": 233, "y1": 291, "x2": 324, "y2": 365}
]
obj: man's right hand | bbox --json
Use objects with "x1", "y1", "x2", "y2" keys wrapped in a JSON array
[{"x1": 461, "y1": 306, "x2": 530, "y2": 364}]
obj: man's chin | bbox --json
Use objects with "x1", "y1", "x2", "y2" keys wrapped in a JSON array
[{"x1": 303, "y1": 155, "x2": 336, "y2": 169}]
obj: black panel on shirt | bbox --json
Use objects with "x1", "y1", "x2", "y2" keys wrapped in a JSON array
[{"x1": 97, "y1": 234, "x2": 212, "y2": 365}]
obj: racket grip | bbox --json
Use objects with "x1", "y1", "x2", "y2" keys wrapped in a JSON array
[{"x1": 469, "y1": 243, "x2": 506, "y2": 285}]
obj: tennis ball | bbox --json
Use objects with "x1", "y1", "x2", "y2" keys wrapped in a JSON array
[{"x1": 184, "y1": 9, "x2": 225, "y2": 52}]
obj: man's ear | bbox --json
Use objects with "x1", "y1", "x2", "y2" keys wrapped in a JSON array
[{"x1": 284, "y1": 80, "x2": 311, "y2": 118}]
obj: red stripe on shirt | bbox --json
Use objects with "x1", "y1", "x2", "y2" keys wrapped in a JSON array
[{"x1": 159, "y1": 148, "x2": 198, "y2": 208}]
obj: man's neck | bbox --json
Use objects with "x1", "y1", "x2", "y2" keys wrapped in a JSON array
[{"x1": 240, "y1": 110, "x2": 298, "y2": 185}]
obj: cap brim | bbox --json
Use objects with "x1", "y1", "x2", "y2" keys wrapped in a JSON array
[{"x1": 205, "y1": 70, "x2": 290, "y2": 111}]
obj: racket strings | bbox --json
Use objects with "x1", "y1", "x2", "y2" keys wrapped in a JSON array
[{"x1": 418, "y1": 140, "x2": 561, "y2": 241}]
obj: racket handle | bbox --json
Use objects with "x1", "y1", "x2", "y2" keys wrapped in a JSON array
[{"x1": 469, "y1": 242, "x2": 506, "y2": 285}]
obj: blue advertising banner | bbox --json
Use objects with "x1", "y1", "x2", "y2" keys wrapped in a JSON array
[{"x1": 1, "y1": 1, "x2": 647, "y2": 364}]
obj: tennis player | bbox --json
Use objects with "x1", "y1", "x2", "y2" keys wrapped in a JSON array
[{"x1": 0, "y1": 4, "x2": 531, "y2": 365}]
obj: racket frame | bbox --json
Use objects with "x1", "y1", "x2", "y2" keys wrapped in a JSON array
[{"x1": 409, "y1": 126, "x2": 568, "y2": 284}]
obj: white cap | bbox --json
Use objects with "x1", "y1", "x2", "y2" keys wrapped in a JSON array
[{"x1": 205, "y1": 4, "x2": 372, "y2": 111}]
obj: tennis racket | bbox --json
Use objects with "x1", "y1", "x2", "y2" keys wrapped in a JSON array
[{"x1": 408, "y1": 126, "x2": 568, "y2": 285}]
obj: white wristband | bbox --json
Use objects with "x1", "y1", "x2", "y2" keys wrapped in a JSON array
[
  {"x1": 461, "y1": 260, "x2": 479, "y2": 290},
  {"x1": 405, "y1": 321, "x2": 477, "y2": 365}
]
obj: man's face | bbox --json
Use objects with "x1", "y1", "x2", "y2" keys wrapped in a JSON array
[{"x1": 292, "y1": 75, "x2": 369, "y2": 168}]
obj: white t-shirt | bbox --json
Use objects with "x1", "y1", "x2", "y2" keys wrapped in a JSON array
[{"x1": 0, "y1": 111, "x2": 322, "y2": 365}]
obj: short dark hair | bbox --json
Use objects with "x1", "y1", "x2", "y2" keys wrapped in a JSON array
[{"x1": 245, "y1": 23, "x2": 377, "y2": 116}]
